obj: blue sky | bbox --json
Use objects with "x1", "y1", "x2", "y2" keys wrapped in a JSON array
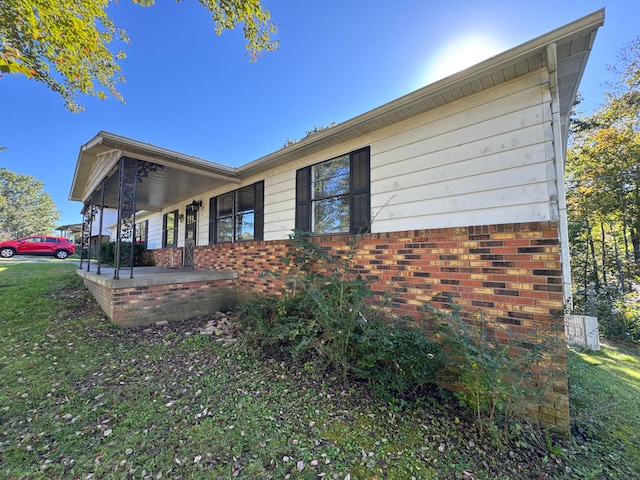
[{"x1": 0, "y1": 0, "x2": 637, "y2": 228}]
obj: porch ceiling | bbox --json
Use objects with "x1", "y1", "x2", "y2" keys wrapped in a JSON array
[
  {"x1": 94, "y1": 162, "x2": 236, "y2": 212},
  {"x1": 70, "y1": 132, "x2": 241, "y2": 211}
]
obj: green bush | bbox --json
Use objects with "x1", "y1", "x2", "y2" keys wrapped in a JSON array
[
  {"x1": 616, "y1": 291, "x2": 640, "y2": 340},
  {"x1": 100, "y1": 241, "x2": 149, "y2": 267},
  {"x1": 239, "y1": 293, "x2": 315, "y2": 358},
  {"x1": 573, "y1": 284, "x2": 640, "y2": 341},
  {"x1": 350, "y1": 318, "x2": 443, "y2": 399},
  {"x1": 423, "y1": 303, "x2": 559, "y2": 427},
  {"x1": 238, "y1": 231, "x2": 442, "y2": 399}
]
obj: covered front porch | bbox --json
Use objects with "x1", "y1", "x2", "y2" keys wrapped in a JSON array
[
  {"x1": 76, "y1": 265, "x2": 238, "y2": 328},
  {"x1": 69, "y1": 132, "x2": 245, "y2": 327},
  {"x1": 69, "y1": 131, "x2": 242, "y2": 273}
]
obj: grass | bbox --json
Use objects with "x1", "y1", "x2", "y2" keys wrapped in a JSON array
[
  {"x1": 566, "y1": 340, "x2": 640, "y2": 478},
  {"x1": 1, "y1": 261, "x2": 639, "y2": 479}
]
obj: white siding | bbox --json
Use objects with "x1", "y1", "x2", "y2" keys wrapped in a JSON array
[
  {"x1": 259, "y1": 69, "x2": 556, "y2": 238},
  {"x1": 141, "y1": 69, "x2": 558, "y2": 245},
  {"x1": 369, "y1": 70, "x2": 555, "y2": 232},
  {"x1": 146, "y1": 214, "x2": 163, "y2": 250},
  {"x1": 197, "y1": 202, "x2": 210, "y2": 246},
  {"x1": 264, "y1": 174, "x2": 296, "y2": 240}
]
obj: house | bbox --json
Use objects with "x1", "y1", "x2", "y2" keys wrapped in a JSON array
[
  {"x1": 57, "y1": 209, "x2": 117, "y2": 250},
  {"x1": 69, "y1": 10, "x2": 605, "y2": 431},
  {"x1": 55, "y1": 223, "x2": 82, "y2": 242}
]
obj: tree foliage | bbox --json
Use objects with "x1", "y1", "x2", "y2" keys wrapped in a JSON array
[
  {"x1": 567, "y1": 37, "x2": 640, "y2": 338},
  {"x1": 284, "y1": 122, "x2": 338, "y2": 147},
  {"x1": 0, "y1": 0, "x2": 278, "y2": 112},
  {"x1": 0, "y1": 168, "x2": 60, "y2": 240}
]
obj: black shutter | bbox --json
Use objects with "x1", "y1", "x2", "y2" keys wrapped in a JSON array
[
  {"x1": 350, "y1": 147, "x2": 371, "y2": 234},
  {"x1": 162, "y1": 213, "x2": 168, "y2": 247},
  {"x1": 295, "y1": 167, "x2": 311, "y2": 232},
  {"x1": 254, "y1": 181, "x2": 264, "y2": 241},
  {"x1": 172, "y1": 212, "x2": 179, "y2": 247},
  {"x1": 209, "y1": 197, "x2": 217, "y2": 244}
]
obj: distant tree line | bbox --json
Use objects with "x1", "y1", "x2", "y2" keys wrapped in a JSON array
[{"x1": 0, "y1": 168, "x2": 59, "y2": 240}]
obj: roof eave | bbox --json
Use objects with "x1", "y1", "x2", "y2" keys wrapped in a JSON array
[
  {"x1": 69, "y1": 131, "x2": 242, "y2": 204},
  {"x1": 238, "y1": 8, "x2": 604, "y2": 177}
]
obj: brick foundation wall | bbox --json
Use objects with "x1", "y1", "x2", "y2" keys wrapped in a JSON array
[
  {"x1": 82, "y1": 277, "x2": 236, "y2": 328},
  {"x1": 152, "y1": 221, "x2": 569, "y2": 431},
  {"x1": 84, "y1": 276, "x2": 115, "y2": 319}
]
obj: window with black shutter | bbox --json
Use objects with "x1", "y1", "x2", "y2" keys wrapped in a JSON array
[
  {"x1": 295, "y1": 146, "x2": 370, "y2": 235},
  {"x1": 162, "y1": 210, "x2": 178, "y2": 248},
  {"x1": 134, "y1": 220, "x2": 148, "y2": 245},
  {"x1": 209, "y1": 181, "x2": 264, "y2": 244}
]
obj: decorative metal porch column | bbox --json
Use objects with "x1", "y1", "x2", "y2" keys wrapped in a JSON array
[
  {"x1": 80, "y1": 202, "x2": 101, "y2": 272},
  {"x1": 113, "y1": 157, "x2": 162, "y2": 280},
  {"x1": 79, "y1": 204, "x2": 91, "y2": 270},
  {"x1": 96, "y1": 184, "x2": 105, "y2": 275},
  {"x1": 87, "y1": 200, "x2": 95, "y2": 272},
  {"x1": 114, "y1": 157, "x2": 137, "y2": 280}
]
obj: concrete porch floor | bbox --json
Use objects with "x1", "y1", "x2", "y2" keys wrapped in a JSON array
[{"x1": 75, "y1": 263, "x2": 235, "y2": 289}]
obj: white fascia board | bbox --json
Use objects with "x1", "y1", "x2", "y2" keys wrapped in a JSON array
[{"x1": 238, "y1": 9, "x2": 604, "y2": 177}]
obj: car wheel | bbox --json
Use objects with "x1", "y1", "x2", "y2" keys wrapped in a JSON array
[
  {"x1": 54, "y1": 250, "x2": 69, "y2": 260},
  {"x1": 0, "y1": 247, "x2": 16, "y2": 258}
]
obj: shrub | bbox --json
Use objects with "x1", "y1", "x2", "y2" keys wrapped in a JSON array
[
  {"x1": 350, "y1": 317, "x2": 443, "y2": 399},
  {"x1": 239, "y1": 293, "x2": 315, "y2": 358},
  {"x1": 100, "y1": 241, "x2": 149, "y2": 267},
  {"x1": 238, "y1": 231, "x2": 442, "y2": 399},
  {"x1": 423, "y1": 303, "x2": 559, "y2": 427},
  {"x1": 573, "y1": 284, "x2": 640, "y2": 341}
]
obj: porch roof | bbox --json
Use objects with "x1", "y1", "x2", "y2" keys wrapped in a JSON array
[
  {"x1": 69, "y1": 132, "x2": 241, "y2": 211},
  {"x1": 69, "y1": 9, "x2": 604, "y2": 210}
]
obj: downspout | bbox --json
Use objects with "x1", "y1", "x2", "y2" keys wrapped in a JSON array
[{"x1": 546, "y1": 42, "x2": 573, "y2": 310}]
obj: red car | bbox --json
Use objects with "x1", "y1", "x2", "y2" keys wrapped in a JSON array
[{"x1": 0, "y1": 236, "x2": 76, "y2": 260}]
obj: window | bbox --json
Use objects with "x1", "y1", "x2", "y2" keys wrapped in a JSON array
[
  {"x1": 209, "y1": 181, "x2": 264, "y2": 243},
  {"x1": 296, "y1": 146, "x2": 370, "y2": 235},
  {"x1": 134, "y1": 220, "x2": 148, "y2": 245},
  {"x1": 162, "y1": 210, "x2": 178, "y2": 248}
]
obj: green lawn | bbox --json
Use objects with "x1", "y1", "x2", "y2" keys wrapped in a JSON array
[
  {"x1": 1, "y1": 261, "x2": 638, "y2": 479},
  {"x1": 566, "y1": 339, "x2": 640, "y2": 478}
]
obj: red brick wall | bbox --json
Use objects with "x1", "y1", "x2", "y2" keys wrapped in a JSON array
[
  {"x1": 83, "y1": 278, "x2": 236, "y2": 328},
  {"x1": 181, "y1": 222, "x2": 564, "y2": 322},
  {"x1": 152, "y1": 221, "x2": 569, "y2": 431},
  {"x1": 153, "y1": 247, "x2": 184, "y2": 268}
]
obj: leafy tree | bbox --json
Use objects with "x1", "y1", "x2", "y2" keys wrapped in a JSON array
[
  {"x1": 567, "y1": 37, "x2": 640, "y2": 335},
  {"x1": 0, "y1": 168, "x2": 60, "y2": 240},
  {"x1": 0, "y1": 0, "x2": 278, "y2": 112}
]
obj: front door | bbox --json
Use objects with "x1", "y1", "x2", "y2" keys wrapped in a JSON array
[{"x1": 183, "y1": 205, "x2": 197, "y2": 267}]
